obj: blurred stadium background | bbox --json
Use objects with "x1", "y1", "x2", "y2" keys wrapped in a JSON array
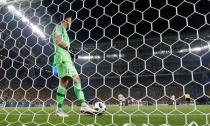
[{"x1": 1, "y1": 0, "x2": 210, "y2": 125}]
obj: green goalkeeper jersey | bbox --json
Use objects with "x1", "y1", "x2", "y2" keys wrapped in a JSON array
[{"x1": 51, "y1": 24, "x2": 72, "y2": 64}]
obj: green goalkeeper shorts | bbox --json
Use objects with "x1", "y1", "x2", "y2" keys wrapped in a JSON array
[{"x1": 56, "y1": 62, "x2": 78, "y2": 78}]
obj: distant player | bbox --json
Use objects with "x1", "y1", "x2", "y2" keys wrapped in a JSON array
[
  {"x1": 131, "y1": 98, "x2": 135, "y2": 105},
  {"x1": 51, "y1": 14, "x2": 98, "y2": 117},
  {"x1": 118, "y1": 94, "x2": 125, "y2": 106},
  {"x1": 171, "y1": 95, "x2": 175, "y2": 105},
  {"x1": 185, "y1": 93, "x2": 191, "y2": 105}
]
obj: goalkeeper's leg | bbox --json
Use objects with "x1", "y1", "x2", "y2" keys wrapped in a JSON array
[
  {"x1": 56, "y1": 77, "x2": 69, "y2": 117},
  {"x1": 73, "y1": 75, "x2": 98, "y2": 115}
]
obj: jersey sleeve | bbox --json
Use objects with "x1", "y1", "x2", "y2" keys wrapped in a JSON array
[{"x1": 54, "y1": 25, "x2": 63, "y2": 36}]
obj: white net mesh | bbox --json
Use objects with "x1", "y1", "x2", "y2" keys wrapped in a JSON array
[{"x1": 1, "y1": 0, "x2": 210, "y2": 125}]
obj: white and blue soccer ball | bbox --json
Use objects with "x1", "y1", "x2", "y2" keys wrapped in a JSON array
[{"x1": 94, "y1": 102, "x2": 106, "y2": 113}]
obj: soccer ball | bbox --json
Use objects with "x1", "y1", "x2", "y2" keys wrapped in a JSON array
[{"x1": 94, "y1": 102, "x2": 106, "y2": 113}]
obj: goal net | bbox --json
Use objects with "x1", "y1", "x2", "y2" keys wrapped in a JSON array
[{"x1": 0, "y1": 0, "x2": 210, "y2": 125}]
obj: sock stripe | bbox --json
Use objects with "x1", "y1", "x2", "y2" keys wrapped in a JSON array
[{"x1": 56, "y1": 92, "x2": 65, "y2": 97}]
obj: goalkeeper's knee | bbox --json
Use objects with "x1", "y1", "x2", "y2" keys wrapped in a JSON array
[{"x1": 73, "y1": 75, "x2": 81, "y2": 84}]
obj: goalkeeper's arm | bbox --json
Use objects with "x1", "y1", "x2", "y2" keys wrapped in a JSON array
[
  {"x1": 55, "y1": 35, "x2": 68, "y2": 50},
  {"x1": 55, "y1": 35, "x2": 78, "y2": 59}
]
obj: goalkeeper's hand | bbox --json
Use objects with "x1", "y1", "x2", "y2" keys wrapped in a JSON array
[
  {"x1": 65, "y1": 47, "x2": 79, "y2": 60},
  {"x1": 69, "y1": 50, "x2": 79, "y2": 60}
]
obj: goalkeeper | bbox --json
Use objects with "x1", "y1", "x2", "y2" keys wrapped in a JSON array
[{"x1": 51, "y1": 14, "x2": 98, "y2": 117}]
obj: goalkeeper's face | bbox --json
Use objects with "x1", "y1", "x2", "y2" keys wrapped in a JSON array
[{"x1": 64, "y1": 17, "x2": 72, "y2": 30}]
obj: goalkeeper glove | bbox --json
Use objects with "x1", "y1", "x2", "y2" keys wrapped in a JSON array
[{"x1": 65, "y1": 47, "x2": 79, "y2": 60}]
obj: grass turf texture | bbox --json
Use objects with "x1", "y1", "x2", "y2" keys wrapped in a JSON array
[{"x1": 0, "y1": 105, "x2": 210, "y2": 126}]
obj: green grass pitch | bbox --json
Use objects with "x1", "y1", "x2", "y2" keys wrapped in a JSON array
[{"x1": 0, "y1": 105, "x2": 210, "y2": 126}]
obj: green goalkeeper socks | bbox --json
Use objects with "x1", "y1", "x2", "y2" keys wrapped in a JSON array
[
  {"x1": 56, "y1": 86, "x2": 66, "y2": 111},
  {"x1": 56, "y1": 83, "x2": 85, "y2": 109},
  {"x1": 73, "y1": 82, "x2": 86, "y2": 105}
]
